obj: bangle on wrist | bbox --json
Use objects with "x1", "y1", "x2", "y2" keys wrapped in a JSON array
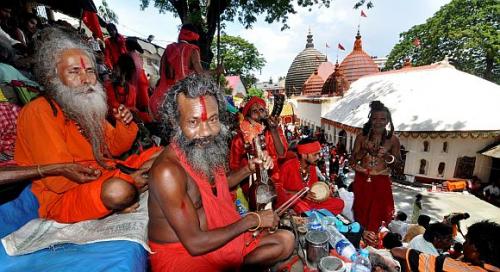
[
  {"x1": 37, "y1": 165, "x2": 45, "y2": 178},
  {"x1": 246, "y1": 212, "x2": 261, "y2": 231},
  {"x1": 385, "y1": 155, "x2": 395, "y2": 164}
]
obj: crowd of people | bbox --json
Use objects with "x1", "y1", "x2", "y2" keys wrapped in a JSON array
[{"x1": 1, "y1": 2, "x2": 499, "y2": 272}]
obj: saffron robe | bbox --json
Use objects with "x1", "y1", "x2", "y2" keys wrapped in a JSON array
[
  {"x1": 14, "y1": 97, "x2": 148, "y2": 223},
  {"x1": 149, "y1": 42, "x2": 199, "y2": 119},
  {"x1": 352, "y1": 171, "x2": 395, "y2": 231},
  {"x1": 279, "y1": 158, "x2": 344, "y2": 215},
  {"x1": 104, "y1": 35, "x2": 127, "y2": 69},
  {"x1": 149, "y1": 144, "x2": 257, "y2": 272},
  {"x1": 230, "y1": 128, "x2": 288, "y2": 183}
]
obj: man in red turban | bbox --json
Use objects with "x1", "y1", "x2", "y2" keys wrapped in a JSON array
[
  {"x1": 229, "y1": 96, "x2": 288, "y2": 199},
  {"x1": 278, "y1": 137, "x2": 344, "y2": 214}
]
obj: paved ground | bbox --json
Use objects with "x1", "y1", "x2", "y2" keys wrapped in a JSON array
[
  {"x1": 285, "y1": 183, "x2": 500, "y2": 271},
  {"x1": 392, "y1": 183, "x2": 500, "y2": 232}
]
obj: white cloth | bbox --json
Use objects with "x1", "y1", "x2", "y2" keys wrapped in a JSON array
[
  {"x1": 338, "y1": 188, "x2": 354, "y2": 222},
  {"x1": 388, "y1": 220, "x2": 409, "y2": 238},
  {"x1": 1, "y1": 193, "x2": 150, "y2": 256},
  {"x1": 0, "y1": 27, "x2": 20, "y2": 46},
  {"x1": 408, "y1": 234, "x2": 439, "y2": 256},
  {"x1": 484, "y1": 185, "x2": 500, "y2": 197}
]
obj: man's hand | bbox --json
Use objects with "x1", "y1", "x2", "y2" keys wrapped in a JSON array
[
  {"x1": 113, "y1": 105, "x2": 133, "y2": 125},
  {"x1": 267, "y1": 116, "x2": 280, "y2": 129},
  {"x1": 362, "y1": 230, "x2": 379, "y2": 246},
  {"x1": 256, "y1": 209, "x2": 279, "y2": 229},
  {"x1": 130, "y1": 157, "x2": 158, "y2": 193},
  {"x1": 248, "y1": 151, "x2": 274, "y2": 172},
  {"x1": 306, "y1": 191, "x2": 318, "y2": 201},
  {"x1": 54, "y1": 163, "x2": 101, "y2": 184}
]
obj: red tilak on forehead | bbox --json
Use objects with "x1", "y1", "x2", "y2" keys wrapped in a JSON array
[
  {"x1": 80, "y1": 56, "x2": 87, "y2": 69},
  {"x1": 199, "y1": 96, "x2": 207, "y2": 121}
]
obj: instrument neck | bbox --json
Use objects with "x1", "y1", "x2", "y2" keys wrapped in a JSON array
[{"x1": 254, "y1": 134, "x2": 269, "y2": 185}]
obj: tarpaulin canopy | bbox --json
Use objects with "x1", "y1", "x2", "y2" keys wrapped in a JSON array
[
  {"x1": 35, "y1": 0, "x2": 106, "y2": 26},
  {"x1": 479, "y1": 142, "x2": 500, "y2": 159}
]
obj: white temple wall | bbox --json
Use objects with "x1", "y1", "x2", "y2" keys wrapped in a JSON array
[{"x1": 399, "y1": 136, "x2": 495, "y2": 182}]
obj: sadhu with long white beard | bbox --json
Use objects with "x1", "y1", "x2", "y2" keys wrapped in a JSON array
[
  {"x1": 148, "y1": 74, "x2": 294, "y2": 272},
  {"x1": 14, "y1": 27, "x2": 161, "y2": 224}
]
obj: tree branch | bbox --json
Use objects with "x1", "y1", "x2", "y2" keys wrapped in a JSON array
[{"x1": 169, "y1": 0, "x2": 188, "y2": 23}]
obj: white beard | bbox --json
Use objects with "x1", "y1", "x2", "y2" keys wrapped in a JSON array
[{"x1": 50, "y1": 79, "x2": 109, "y2": 165}]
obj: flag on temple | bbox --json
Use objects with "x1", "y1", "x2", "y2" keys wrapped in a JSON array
[
  {"x1": 326, "y1": 42, "x2": 330, "y2": 48},
  {"x1": 82, "y1": 10, "x2": 103, "y2": 40},
  {"x1": 338, "y1": 43, "x2": 345, "y2": 51},
  {"x1": 361, "y1": 10, "x2": 367, "y2": 17},
  {"x1": 412, "y1": 38, "x2": 421, "y2": 47}
]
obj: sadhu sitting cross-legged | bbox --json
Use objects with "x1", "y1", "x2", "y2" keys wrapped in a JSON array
[
  {"x1": 14, "y1": 27, "x2": 161, "y2": 224},
  {"x1": 278, "y1": 137, "x2": 344, "y2": 215},
  {"x1": 148, "y1": 74, "x2": 294, "y2": 272}
]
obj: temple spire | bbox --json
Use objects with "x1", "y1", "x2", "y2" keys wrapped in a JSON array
[
  {"x1": 353, "y1": 29, "x2": 363, "y2": 51},
  {"x1": 306, "y1": 28, "x2": 314, "y2": 48}
]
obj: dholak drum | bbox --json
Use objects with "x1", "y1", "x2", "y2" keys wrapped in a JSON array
[
  {"x1": 305, "y1": 230, "x2": 329, "y2": 267},
  {"x1": 310, "y1": 182, "x2": 331, "y2": 202},
  {"x1": 319, "y1": 256, "x2": 345, "y2": 272}
]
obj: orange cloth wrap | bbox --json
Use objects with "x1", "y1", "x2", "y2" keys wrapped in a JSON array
[
  {"x1": 148, "y1": 144, "x2": 258, "y2": 272},
  {"x1": 278, "y1": 158, "x2": 344, "y2": 215},
  {"x1": 14, "y1": 97, "x2": 161, "y2": 223}
]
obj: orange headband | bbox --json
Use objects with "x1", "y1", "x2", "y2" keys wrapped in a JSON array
[{"x1": 297, "y1": 141, "x2": 321, "y2": 155}]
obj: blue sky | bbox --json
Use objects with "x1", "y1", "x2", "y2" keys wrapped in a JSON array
[{"x1": 94, "y1": 0, "x2": 451, "y2": 81}]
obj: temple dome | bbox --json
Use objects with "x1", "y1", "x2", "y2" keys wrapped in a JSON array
[
  {"x1": 321, "y1": 62, "x2": 350, "y2": 96},
  {"x1": 302, "y1": 70, "x2": 325, "y2": 96},
  {"x1": 285, "y1": 30, "x2": 326, "y2": 97},
  {"x1": 339, "y1": 31, "x2": 379, "y2": 84}
]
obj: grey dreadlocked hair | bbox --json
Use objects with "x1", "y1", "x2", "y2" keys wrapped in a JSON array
[
  {"x1": 362, "y1": 100, "x2": 394, "y2": 145},
  {"x1": 32, "y1": 27, "x2": 96, "y2": 95},
  {"x1": 158, "y1": 73, "x2": 230, "y2": 141}
]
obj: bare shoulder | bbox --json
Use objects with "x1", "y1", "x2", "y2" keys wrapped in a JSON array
[
  {"x1": 149, "y1": 147, "x2": 188, "y2": 191},
  {"x1": 390, "y1": 134, "x2": 401, "y2": 145}
]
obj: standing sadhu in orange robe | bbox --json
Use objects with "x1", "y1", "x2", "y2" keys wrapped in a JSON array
[
  {"x1": 149, "y1": 24, "x2": 223, "y2": 120},
  {"x1": 14, "y1": 28, "x2": 160, "y2": 224},
  {"x1": 104, "y1": 23, "x2": 127, "y2": 70},
  {"x1": 230, "y1": 96, "x2": 288, "y2": 196},
  {"x1": 278, "y1": 138, "x2": 344, "y2": 215}
]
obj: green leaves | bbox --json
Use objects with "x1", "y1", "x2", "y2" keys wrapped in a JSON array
[
  {"x1": 211, "y1": 34, "x2": 266, "y2": 88},
  {"x1": 385, "y1": 0, "x2": 499, "y2": 83}
]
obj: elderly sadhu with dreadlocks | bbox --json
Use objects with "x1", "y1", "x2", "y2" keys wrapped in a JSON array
[
  {"x1": 14, "y1": 27, "x2": 161, "y2": 224},
  {"x1": 351, "y1": 101, "x2": 401, "y2": 233}
]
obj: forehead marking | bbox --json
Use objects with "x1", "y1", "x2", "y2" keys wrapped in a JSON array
[
  {"x1": 80, "y1": 56, "x2": 87, "y2": 69},
  {"x1": 199, "y1": 96, "x2": 207, "y2": 121}
]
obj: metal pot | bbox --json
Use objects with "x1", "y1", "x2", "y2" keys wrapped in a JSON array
[
  {"x1": 305, "y1": 230, "x2": 329, "y2": 267},
  {"x1": 319, "y1": 256, "x2": 345, "y2": 272}
]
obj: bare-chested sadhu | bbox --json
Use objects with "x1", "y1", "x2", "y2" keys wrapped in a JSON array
[{"x1": 148, "y1": 74, "x2": 294, "y2": 272}]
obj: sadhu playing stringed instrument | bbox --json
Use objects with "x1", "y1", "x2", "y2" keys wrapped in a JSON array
[
  {"x1": 351, "y1": 100, "x2": 401, "y2": 232},
  {"x1": 148, "y1": 74, "x2": 294, "y2": 272},
  {"x1": 278, "y1": 137, "x2": 344, "y2": 215}
]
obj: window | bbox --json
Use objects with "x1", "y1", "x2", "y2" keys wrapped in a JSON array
[
  {"x1": 423, "y1": 141, "x2": 430, "y2": 152},
  {"x1": 442, "y1": 142, "x2": 448, "y2": 153},
  {"x1": 454, "y1": 156, "x2": 476, "y2": 179},
  {"x1": 438, "y1": 162, "x2": 445, "y2": 177},
  {"x1": 419, "y1": 159, "x2": 427, "y2": 175}
]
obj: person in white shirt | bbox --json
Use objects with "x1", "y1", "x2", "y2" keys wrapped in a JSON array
[
  {"x1": 408, "y1": 222, "x2": 453, "y2": 256},
  {"x1": 388, "y1": 211, "x2": 409, "y2": 238}
]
